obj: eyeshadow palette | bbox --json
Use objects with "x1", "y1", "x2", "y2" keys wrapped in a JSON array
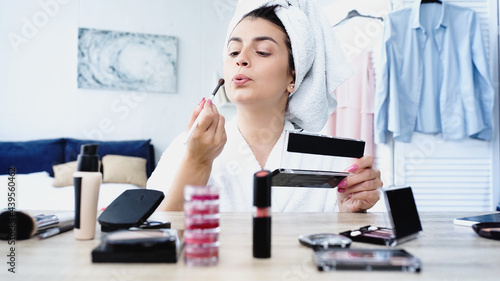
[
  {"x1": 339, "y1": 225, "x2": 397, "y2": 246},
  {"x1": 339, "y1": 186, "x2": 423, "y2": 246},
  {"x1": 313, "y1": 248, "x2": 421, "y2": 272}
]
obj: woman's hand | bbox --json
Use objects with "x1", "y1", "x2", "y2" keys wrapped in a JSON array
[
  {"x1": 159, "y1": 98, "x2": 227, "y2": 211},
  {"x1": 185, "y1": 98, "x2": 227, "y2": 167},
  {"x1": 337, "y1": 155, "x2": 383, "y2": 212}
]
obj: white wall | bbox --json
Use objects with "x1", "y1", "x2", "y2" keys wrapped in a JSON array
[{"x1": 0, "y1": 0, "x2": 238, "y2": 161}]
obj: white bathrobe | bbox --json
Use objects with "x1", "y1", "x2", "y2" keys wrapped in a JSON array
[{"x1": 147, "y1": 120, "x2": 349, "y2": 212}]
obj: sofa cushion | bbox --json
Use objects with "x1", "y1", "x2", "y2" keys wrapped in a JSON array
[
  {"x1": 0, "y1": 138, "x2": 65, "y2": 176},
  {"x1": 64, "y1": 138, "x2": 154, "y2": 177},
  {"x1": 102, "y1": 155, "x2": 147, "y2": 187},
  {"x1": 52, "y1": 161, "x2": 78, "y2": 187}
]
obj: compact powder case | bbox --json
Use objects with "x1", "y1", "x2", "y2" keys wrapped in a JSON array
[
  {"x1": 472, "y1": 222, "x2": 500, "y2": 240},
  {"x1": 298, "y1": 233, "x2": 352, "y2": 249},
  {"x1": 339, "y1": 186, "x2": 423, "y2": 247}
]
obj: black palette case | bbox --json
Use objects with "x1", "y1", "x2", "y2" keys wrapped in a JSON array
[
  {"x1": 92, "y1": 229, "x2": 181, "y2": 263},
  {"x1": 340, "y1": 186, "x2": 423, "y2": 246},
  {"x1": 98, "y1": 189, "x2": 166, "y2": 232},
  {"x1": 314, "y1": 248, "x2": 421, "y2": 272}
]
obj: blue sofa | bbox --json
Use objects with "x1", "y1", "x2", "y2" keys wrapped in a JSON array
[{"x1": 0, "y1": 138, "x2": 155, "y2": 177}]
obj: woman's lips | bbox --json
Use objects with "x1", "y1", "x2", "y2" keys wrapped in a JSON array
[{"x1": 232, "y1": 74, "x2": 251, "y2": 86}]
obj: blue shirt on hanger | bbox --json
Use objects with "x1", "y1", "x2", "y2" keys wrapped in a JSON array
[{"x1": 374, "y1": 0, "x2": 494, "y2": 143}]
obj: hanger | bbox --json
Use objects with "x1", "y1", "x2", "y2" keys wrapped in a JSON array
[
  {"x1": 333, "y1": 9, "x2": 383, "y2": 28},
  {"x1": 421, "y1": 0, "x2": 442, "y2": 4}
]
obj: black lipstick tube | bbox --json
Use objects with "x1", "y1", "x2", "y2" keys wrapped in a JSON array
[{"x1": 253, "y1": 170, "x2": 272, "y2": 258}]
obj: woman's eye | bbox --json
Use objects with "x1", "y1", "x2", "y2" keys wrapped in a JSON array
[
  {"x1": 229, "y1": 51, "x2": 240, "y2": 57},
  {"x1": 256, "y1": 51, "x2": 270, "y2": 56}
]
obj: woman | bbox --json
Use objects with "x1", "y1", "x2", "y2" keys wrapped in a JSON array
[{"x1": 147, "y1": 1, "x2": 382, "y2": 212}]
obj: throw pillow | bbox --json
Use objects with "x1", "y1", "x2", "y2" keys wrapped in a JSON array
[
  {"x1": 102, "y1": 155, "x2": 147, "y2": 187},
  {"x1": 52, "y1": 161, "x2": 78, "y2": 187}
]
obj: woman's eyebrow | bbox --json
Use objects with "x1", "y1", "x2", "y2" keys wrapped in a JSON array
[
  {"x1": 227, "y1": 37, "x2": 242, "y2": 46},
  {"x1": 227, "y1": 36, "x2": 278, "y2": 46},
  {"x1": 253, "y1": 36, "x2": 278, "y2": 45}
]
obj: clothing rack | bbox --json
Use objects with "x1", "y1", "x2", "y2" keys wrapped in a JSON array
[{"x1": 421, "y1": 0, "x2": 442, "y2": 4}]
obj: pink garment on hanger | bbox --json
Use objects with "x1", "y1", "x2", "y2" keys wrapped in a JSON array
[{"x1": 326, "y1": 49, "x2": 375, "y2": 156}]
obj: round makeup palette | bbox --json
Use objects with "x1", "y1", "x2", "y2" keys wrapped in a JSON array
[{"x1": 472, "y1": 222, "x2": 500, "y2": 241}]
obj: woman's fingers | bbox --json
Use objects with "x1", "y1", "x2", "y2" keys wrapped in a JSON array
[
  {"x1": 187, "y1": 97, "x2": 206, "y2": 130},
  {"x1": 344, "y1": 169, "x2": 382, "y2": 191},
  {"x1": 337, "y1": 155, "x2": 383, "y2": 212},
  {"x1": 188, "y1": 101, "x2": 226, "y2": 150},
  {"x1": 349, "y1": 189, "x2": 380, "y2": 203},
  {"x1": 192, "y1": 100, "x2": 218, "y2": 140},
  {"x1": 185, "y1": 101, "x2": 227, "y2": 164},
  {"x1": 343, "y1": 190, "x2": 381, "y2": 212},
  {"x1": 344, "y1": 155, "x2": 374, "y2": 173},
  {"x1": 213, "y1": 105, "x2": 226, "y2": 143},
  {"x1": 214, "y1": 115, "x2": 227, "y2": 156}
]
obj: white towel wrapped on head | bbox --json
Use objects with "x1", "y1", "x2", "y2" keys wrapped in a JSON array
[{"x1": 225, "y1": 0, "x2": 353, "y2": 132}]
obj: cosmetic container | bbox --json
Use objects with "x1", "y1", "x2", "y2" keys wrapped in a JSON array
[
  {"x1": 184, "y1": 185, "x2": 220, "y2": 266},
  {"x1": 183, "y1": 242, "x2": 219, "y2": 265},
  {"x1": 74, "y1": 144, "x2": 101, "y2": 240},
  {"x1": 253, "y1": 170, "x2": 272, "y2": 258},
  {"x1": 184, "y1": 228, "x2": 220, "y2": 244}
]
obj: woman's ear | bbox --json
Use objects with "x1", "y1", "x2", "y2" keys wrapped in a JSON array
[{"x1": 287, "y1": 71, "x2": 296, "y2": 93}]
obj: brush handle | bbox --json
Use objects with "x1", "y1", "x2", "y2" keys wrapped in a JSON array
[
  {"x1": 184, "y1": 79, "x2": 224, "y2": 144},
  {"x1": 184, "y1": 94, "x2": 217, "y2": 144}
]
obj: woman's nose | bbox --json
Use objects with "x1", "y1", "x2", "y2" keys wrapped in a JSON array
[
  {"x1": 236, "y1": 59, "x2": 249, "y2": 67},
  {"x1": 236, "y1": 50, "x2": 250, "y2": 67},
  {"x1": 236, "y1": 60, "x2": 248, "y2": 67}
]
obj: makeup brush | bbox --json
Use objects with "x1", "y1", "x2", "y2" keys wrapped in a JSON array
[
  {"x1": 0, "y1": 211, "x2": 74, "y2": 240},
  {"x1": 184, "y1": 78, "x2": 225, "y2": 144}
]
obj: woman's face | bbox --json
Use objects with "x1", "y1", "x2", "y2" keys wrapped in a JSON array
[{"x1": 223, "y1": 17, "x2": 294, "y2": 110}]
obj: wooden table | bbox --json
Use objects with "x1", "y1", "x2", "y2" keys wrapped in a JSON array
[{"x1": 2, "y1": 212, "x2": 500, "y2": 280}]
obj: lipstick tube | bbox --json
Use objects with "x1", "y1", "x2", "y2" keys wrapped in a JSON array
[{"x1": 253, "y1": 170, "x2": 272, "y2": 258}]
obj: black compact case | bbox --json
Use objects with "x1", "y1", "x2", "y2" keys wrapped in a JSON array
[
  {"x1": 92, "y1": 229, "x2": 180, "y2": 263},
  {"x1": 472, "y1": 222, "x2": 500, "y2": 240},
  {"x1": 98, "y1": 189, "x2": 167, "y2": 232},
  {"x1": 285, "y1": 131, "x2": 365, "y2": 158},
  {"x1": 313, "y1": 248, "x2": 421, "y2": 272},
  {"x1": 272, "y1": 131, "x2": 364, "y2": 188},
  {"x1": 340, "y1": 186, "x2": 423, "y2": 246}
]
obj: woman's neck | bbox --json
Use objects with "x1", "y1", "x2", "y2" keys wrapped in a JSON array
[{"x1": 237, "y1": 108, "x2": 285, "y2": 169}]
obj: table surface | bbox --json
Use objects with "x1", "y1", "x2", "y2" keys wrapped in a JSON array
[{"x1": 2, "y1": 211, "x2": 500, "y2": 281}]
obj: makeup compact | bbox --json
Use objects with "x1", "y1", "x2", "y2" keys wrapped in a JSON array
[
  {"x1": 313, "y1": 248, "x2": 421, "y2": 272},
  {"x1": 472, "y1": 222, "x2": 500, "y2": 240},
  {"x1": 92, "y1": 229, "x2": 181, "y2": 263},
  {"x1": 98, "y1": 189, "x2": 166, "y2": 232},
  {"x1": 340, "y1": 186, "x2": 423, "y2": 246},
  {"x1": 273, "y1": 131, "x2": 365, "y2": 188},
  {"x1": 298, "y1": 233, "x2": 352, "y2": 250}
]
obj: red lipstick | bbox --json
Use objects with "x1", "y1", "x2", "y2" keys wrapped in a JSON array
[{"x1": 253, "y1": 170, "x2": 272, "y2": 258}]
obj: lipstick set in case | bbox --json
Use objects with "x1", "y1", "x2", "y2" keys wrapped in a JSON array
[
  {"x1": 182, "y1": 170, "x2": 271, "y2": 266},
  {"x1": 182, "y1": 170, "x2": 272, "y2": 264},
  {"x1": 183, "y1": 185, "x2": 220, "y2": 266}
]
